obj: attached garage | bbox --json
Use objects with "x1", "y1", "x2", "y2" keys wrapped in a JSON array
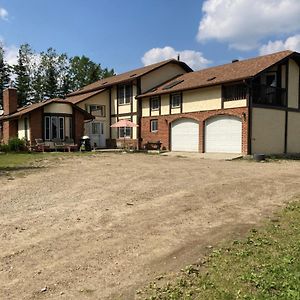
[
  {"x1": 205, "y1": 115, "x2": 242, "y2": 153},
  {"x1": 171, "y1": 118, "x2": 199, "y2": 152}
]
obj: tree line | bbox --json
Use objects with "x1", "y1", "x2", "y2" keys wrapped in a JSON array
[{"x1": 0, "y1": 43, "x2": 115, "y2": 107}]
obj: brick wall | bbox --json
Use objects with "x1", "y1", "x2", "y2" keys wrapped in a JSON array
[
  {"x1": 2, "y1": 119, "x2": 18, "y2": 143},
  {"x1": 141, "y1": 107, "x2": 249, "y2": 154},
  {"x1": 29, "y1": 109, "x2": 43, "y2": 142},
  {"x1": 73, "y1": 109, "x2": 85, "y2": 145}
]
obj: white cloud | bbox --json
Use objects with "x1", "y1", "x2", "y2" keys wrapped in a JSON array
[
  {"x1": 0, "y1": 7, "x2": 8, "y2": 20},
  {"x1": 259, "y1": 34, "x2": 300, "y2": 55},
  {"x1": 142, "y1": 46, "x2": 211, "y2": 70},
  {"x1": 0, "y1": 38, "x2": 19, "y2": 65},
  {"x1": 197, "y1": 0, "x2": 300, "y2": 51}
]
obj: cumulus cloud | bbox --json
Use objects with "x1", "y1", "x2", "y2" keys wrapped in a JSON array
[
  {"x1": 142, "y1": 46, "x2": 211, "y2": 70},
  {"x1": 259, "y1": 34, "x2": 300, "y2": 55},
  {"x1": 197, "y1": 0, "x2": 300, "y2": 51},
  {"x1": 0, "y1": 38, "x2": 19, "y2": 65},
  {"x1": 0, "y1": 7, "x2": 8, "y2": 20}
]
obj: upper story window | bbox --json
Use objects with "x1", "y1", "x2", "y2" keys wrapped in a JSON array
[
  {"x1": 118, "y1": 84, "x2": 132, "y2": 105},
  {"x1": 150, "y1": 96, "x2": 160, "y2": 111},
  {"x1": 222, "y1": 84, "x2": 247, "y2": 101},
  {"x1": 266, "y1": 74, "x2": 277, "y2": 87},
  {"x1": 171, "y1": 93, "x2": 182, "y2": 108},
  {"x1": 88, "y1": 105, "x2": 106, "y2": 117}
]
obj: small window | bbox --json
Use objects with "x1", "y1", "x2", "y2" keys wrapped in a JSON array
[
  {"x1": 119, "y1": 127, "x2": 131, "y2": 138},
  {"x1": 118, "y1": 84, "x2": 132, "y2": 105},
  {"x1": 171, "y1": 93, "x2": 181, "y2": 108},
  {"x1": 150, "y1": 119, "x2": 158, "y2": 132},
  {"x1": 150, "y1": 96, "x2": 160, "y2": 111},
  {"x1": 89, "y1": 105, "x2": 106, "y2": 117}
]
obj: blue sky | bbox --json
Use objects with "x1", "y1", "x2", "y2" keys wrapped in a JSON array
[{"x1": 1, "y1": 0, "x2": 300, "y2": 73}]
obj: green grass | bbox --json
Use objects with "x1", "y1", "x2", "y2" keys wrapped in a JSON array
[
  {"x1": 140, "y1": 201, "x2": 300, "y2": 300},
  {"x1": 0, "y1": 151, "x2": 95, "y2": 171}
]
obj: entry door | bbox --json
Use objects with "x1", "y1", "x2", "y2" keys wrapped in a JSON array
[{"x1": 89, "y1": 121, "x2": 106, "y2": 148}]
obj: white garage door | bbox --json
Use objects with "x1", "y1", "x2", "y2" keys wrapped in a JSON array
[
  {"x1": 205, "y1": 116, "x2": 242, "y2": 153},
  {"x1": 171, "y1": 119, "x2": 199, "y2": 152}
]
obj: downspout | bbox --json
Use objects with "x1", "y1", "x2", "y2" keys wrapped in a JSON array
[{"x1": 243, "y1": 78, "x2": 253, "y2": 155}]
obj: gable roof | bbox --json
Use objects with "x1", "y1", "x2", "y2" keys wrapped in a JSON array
[
  {"x1": 0, "y1": 98, "x2": 93, "y2": 121},
  {"x1": 68, "y1": 59, "x2": 193, "y2": 96},
  {"x1": 67, "y1": 89, "x2": 106, "y2": 104},
  {"x1": 138, "y1": 50, "x2": 297, "y2": 98}
]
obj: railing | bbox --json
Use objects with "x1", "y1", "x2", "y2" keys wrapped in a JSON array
[
  {"x1": 222, "y1": 84, "x2": 247, "y2": 101},
  {"x1": 252, "y1": 84, "x2": 287, "y2": 107}
]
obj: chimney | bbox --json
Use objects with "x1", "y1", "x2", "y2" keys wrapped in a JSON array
[
  {"x1": 3, "y1": 88, "x2": 18, "y2": 116},
  {"x1": 177, "y1": 53, "x2": 180, "y2": 61},
  {"x1": 232, "y1": 59, "x2": 239, "y2": 63}
]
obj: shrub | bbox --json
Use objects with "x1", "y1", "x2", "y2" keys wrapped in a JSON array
[
  {"x1": 0, "y1": 143, "x2": 10, "y2": 152},
  {"x1": 8, "y1": 138, "x2": 26, "y2": 152}
]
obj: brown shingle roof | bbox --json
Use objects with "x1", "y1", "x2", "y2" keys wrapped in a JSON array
[
  {"x1": 67, "y1": 89, "x2": 106, "y2": 104},
  {"x1": 68, "y1": 59, "x2": 193, "y2": 96},
  {"x1": 138, "y1": 50, "x2": 296, "y2": 98},
  {"x1": 0, "y1": 98, "x2": 93, "y2": 121}
]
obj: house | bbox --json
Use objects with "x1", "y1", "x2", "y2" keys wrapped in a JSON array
[
  {"x1": 137, "y1": 50, "x2": 300, "y2": 154},
  {"x1": 0, "y1": 88, "x2": 93, "y2": 146},
  {"x1": 66, "y1": 59, "x2": 193, "y2": 148}
]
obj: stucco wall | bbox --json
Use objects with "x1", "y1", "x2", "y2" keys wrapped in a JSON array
[
  {"x1": 287, "y1": 111, "x2": 300, "y2": 153},
  {"x1": 18, "y1": 118, "x2": 30, "y2": 141},
  {"x1": 224, "y1": 99, "x2": 247, "y2": 109},
  {"x1": 77, "y1": 90, "x2": 110, "y2": 140},
  {"x1": 44, "y1": 103, "x2": 73, "y2": 114},
  {"x1": 141, "y1": 63, "x2": 186, "y2": 93},
  {"x1": 288, "y1": 59, "x2": 299, "y2": 109},
  {"x1": 251, "y1": 108, "x2": 285, "y2": 154}
]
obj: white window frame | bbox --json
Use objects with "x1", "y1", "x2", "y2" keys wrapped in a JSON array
[
  {"x1": 89, "y1": 105, "x2": 106, "y2": 117},
  {"x1": 118, "y1": 84, "x2": 132, "y2": 105},
  {"x1": 119, "y1": 127, "x2": 131, "y2": 138},
  {"x1": 171, "y1": 93, "x2": 181, "y2": 108},
  {"x1": 150, "y1": 119, "x2": 158, "y2": 132},
  {"x1": 150, "y1": 96, "x2": 160, "y2": 111}
]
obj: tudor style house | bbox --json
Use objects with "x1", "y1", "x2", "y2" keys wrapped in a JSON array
[
  {"x1": 1, "y1": 50, "x2": 300, "y2": 155},
  {"x1": 0, "y1": 88, "x2": 93, "y2": 146},
  {"x1": 66, "y1": 59, "x2": 192, "y2": 148},
  {"x1": 138, "y1": 50, "x2": 300, "y2": 154}
]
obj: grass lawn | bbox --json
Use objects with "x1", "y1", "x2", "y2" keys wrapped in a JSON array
[
  {"x1": 0, "y1": 151, "x2": 93, "y2": 171},
  {"x1": 141, "y1": 201, "x2": 300, "y2": 300}
]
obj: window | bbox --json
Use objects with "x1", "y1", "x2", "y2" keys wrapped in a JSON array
[
  {"x1": 150, "y1": 119, "x2": 158, "y2": 132},
  {"x1": 222, "y1": 84, "x2": 247, "y2": 101},
  {"x1": 118, "y1": 84, "x2": 132, "y2": 105},
  {"x1": 89, "y1": 105, "x2": 106, "y2": 117},
  {"x1": 171, "y1": 93, "x2": 181, "y2": 108},
  {"x1": 150, "y1": 96, "x2": 160, "y2": 111},
  {"x1": 119, "y1": 127, "x2": 131, "y2": 138},
  {"x1": 92, "y1": 123, "x2": 100, "y2": 134},
  {"x1": 266, "y1": 74, "x2": 277, "y2": 87},
  {"x1": 44, "y1": 116, "x2": 68, "y2": 141},
  {"x1": 45, "y1": 116, "x2": 50, "y2": 140}
]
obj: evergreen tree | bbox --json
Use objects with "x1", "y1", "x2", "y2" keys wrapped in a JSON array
[
  {"x1": 102, "y1": 67, "x2": 115, "y2": 78},
  {"x1": 0, "y1": 44, "x2": 11, "y2": 107},
  {"x1": 14, "y1": 44, "x2": 32, "y2": 106}
]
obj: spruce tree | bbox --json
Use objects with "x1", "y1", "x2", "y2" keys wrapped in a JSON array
[
  {"x1": 14, "y1": 44, "x2": 32, "y2": 106},
  {"x1": 0, "y1": 45, "x2": 11, "y2": 107}
]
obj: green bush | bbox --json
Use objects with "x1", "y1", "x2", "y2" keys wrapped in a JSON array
[
  {"x1": 8, "y1": 138, "x2": 26, "y2": 152},
  {"x1": 0, "y1": 143, "x2": 10, "y2": 152}
]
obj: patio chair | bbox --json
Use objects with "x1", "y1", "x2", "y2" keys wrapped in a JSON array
[
  {"x1": 65, "y1": 138, "x2": 78, "y2": 152},
  {"x1": 33, "y1": 138, "x2": 50, "y2": 152},
  {"x1": 53, "y1": 138, "x2": 67, "y2": 152}
]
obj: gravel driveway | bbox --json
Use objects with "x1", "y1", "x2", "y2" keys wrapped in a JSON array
[{"x1": 0, "y1": 153, "x2": 300, "y2": 299}]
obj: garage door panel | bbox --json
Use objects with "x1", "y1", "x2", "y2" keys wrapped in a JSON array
[
  {"x1": 205, "y1": 116, "x2": 242, "y2": 153},
  {"x1": 171, "y1": 119, "x2": 199, "y2": 152}
]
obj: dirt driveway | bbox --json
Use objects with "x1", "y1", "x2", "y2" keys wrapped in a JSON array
[{"x1": 0, "y1": 153, "x2": 300, "y2": 299}]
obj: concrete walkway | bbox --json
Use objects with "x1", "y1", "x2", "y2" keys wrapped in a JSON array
[{"x1": 161, "y1": 151, "x2": 243, "y2": 160}]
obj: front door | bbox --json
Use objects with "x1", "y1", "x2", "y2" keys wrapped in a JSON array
[{"x1": 88, "y1": 121, "x2": 106, "y2": 148}]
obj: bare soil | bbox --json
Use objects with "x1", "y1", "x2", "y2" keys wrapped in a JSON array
[{"x1": 0, "y1": 153, "x2": 300, "y2": 300}]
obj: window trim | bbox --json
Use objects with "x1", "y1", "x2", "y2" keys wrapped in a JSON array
[
  {"x1": 150, "y1": 96, "x2": 160, "y2": 111},
  {"x1": 150, "y1": 119, "x2": 158, "y2": 133},
  {"x1": 118, "y1": 126, "x2": 132, "y2": 138},
  {"x1": 170, "y1": 93, "x2": 182, "y2": 109},
  {"x1": 117, "y1": 84, "x2": 132, "y2": 105}
]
